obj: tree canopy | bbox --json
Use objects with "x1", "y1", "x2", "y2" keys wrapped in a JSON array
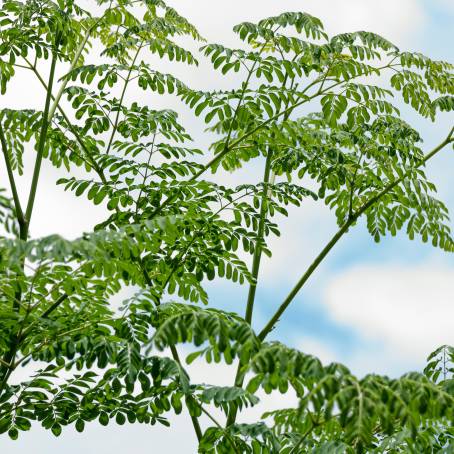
[{"x1": 0, "y1": 1, "x2": 453, "y2": 452}]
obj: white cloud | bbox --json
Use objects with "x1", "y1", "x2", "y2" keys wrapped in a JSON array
[
  {"x1": 259, "y1": 200, "x2": 335, "y2": 284},
  {"x1": 297, "y1": 333, "x2": 424, "y2": 377},
  {"x1": 297, "y1": 336, "x2": 338, "y2": 365},
  {"x1": 322, "y1": 263, "x2": 454, "y2": 371},
  {"x1": 168, "y1": 0, "x2": 426, "y2": 47},
  {"x1": 1, "y1": 412, "x2": 200, "y2": 454},
  {"x1": 430, "y1": 0, "x2": 454, "y2": 13}
]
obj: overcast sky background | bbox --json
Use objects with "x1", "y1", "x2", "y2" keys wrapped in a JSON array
[{"x1": 1, "y1": 0, "x2": 453, "y2": 452}]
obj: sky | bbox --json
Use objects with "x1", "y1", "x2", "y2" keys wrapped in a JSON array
[{"x1": 1, "y1": 0, "x2": 453, "y2": 452}]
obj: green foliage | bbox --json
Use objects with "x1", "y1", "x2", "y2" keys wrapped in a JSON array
[
  {"x1": 153, "y1": 303, "x2": 259, "y2": 364},
  {"x1": 0, "y1": 2, "x2": 453, "y2": 452}
]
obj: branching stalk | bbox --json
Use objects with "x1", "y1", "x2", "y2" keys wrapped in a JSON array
[
  {"x1": 25, "y1": 24, "x2": 93, "y2": 229},
  {"x1": 25, "y1": 61, "x2": 108, "y2": 183},
  {"x1": 168, "y1": 345, "x2": 203, "y2": 441},
  {"x1": 105, "y1": 43, "x2": 143, "y2": 155},
  {"x1": 23, "y1": 51, "x2": 59, "y2": 229}
]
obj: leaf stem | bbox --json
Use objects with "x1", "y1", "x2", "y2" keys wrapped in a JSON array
[
  {"x1": 195, "y1": 397, "x2": 241, "y2": 454},
  {"x1": 139, "y1": 262, "x2": 203, "y2": 442},
  {"x1": 187, "y1": 63, "x2": 392, "y2": 185},
  {"x1": 105, "y1": 43, "x2": 143, "y2": 155},
  {"x1": 48, "y1": 26, "x2": 93, "y2": 122},
  {"x1": 168, "y1": 345, "x2": 203, "y2": 441}
]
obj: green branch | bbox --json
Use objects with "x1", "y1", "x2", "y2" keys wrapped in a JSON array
[
  {"x1": 244, "y1": 151, "x2": 273, "y2": 325},
  {"x1": 23, "y1": 51, "x2": 59, "y2": 232},
  {"x1": 219, "y1": 34, "x2": 273, "y2": 155},
  {"x1": 0, "y1": 23, "x2": 94, "y2": 387},
  {"x1": 227, "y1": 73, "x2": 296, "y2": 427},
  {"x1": 1, "y1": 36, "x2": 70, "y2": 389},
  {"x1": 225, "y1": 151, "x2": 273, "y2": 428},
  {"x1": 242, "y1": 74, "x2": 296, "y2": 327},
  {"x1": 168, "y1": 344, "x2": 203, "y2": 441},
  {"x1": 0, "y1": 122, "x2": 25, "y2": 233},
  {"x1": 24, "y1": 24, "x2": 93, "y2": 230},
  {"x1": 258, "y1": 128, "x2": 454, "y2": 341}
]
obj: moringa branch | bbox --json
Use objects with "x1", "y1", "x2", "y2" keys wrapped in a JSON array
[
  {"x1": 258, "y1": 127, "x2": 454, "y2": 341},
  {"x1": 0, "y1": 122, "x2": 25, "y2": 231}
]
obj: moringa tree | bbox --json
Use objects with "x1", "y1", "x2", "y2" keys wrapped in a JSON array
[{"x1": 0, "y1": 0, "x2": 453, "y2": 451}]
